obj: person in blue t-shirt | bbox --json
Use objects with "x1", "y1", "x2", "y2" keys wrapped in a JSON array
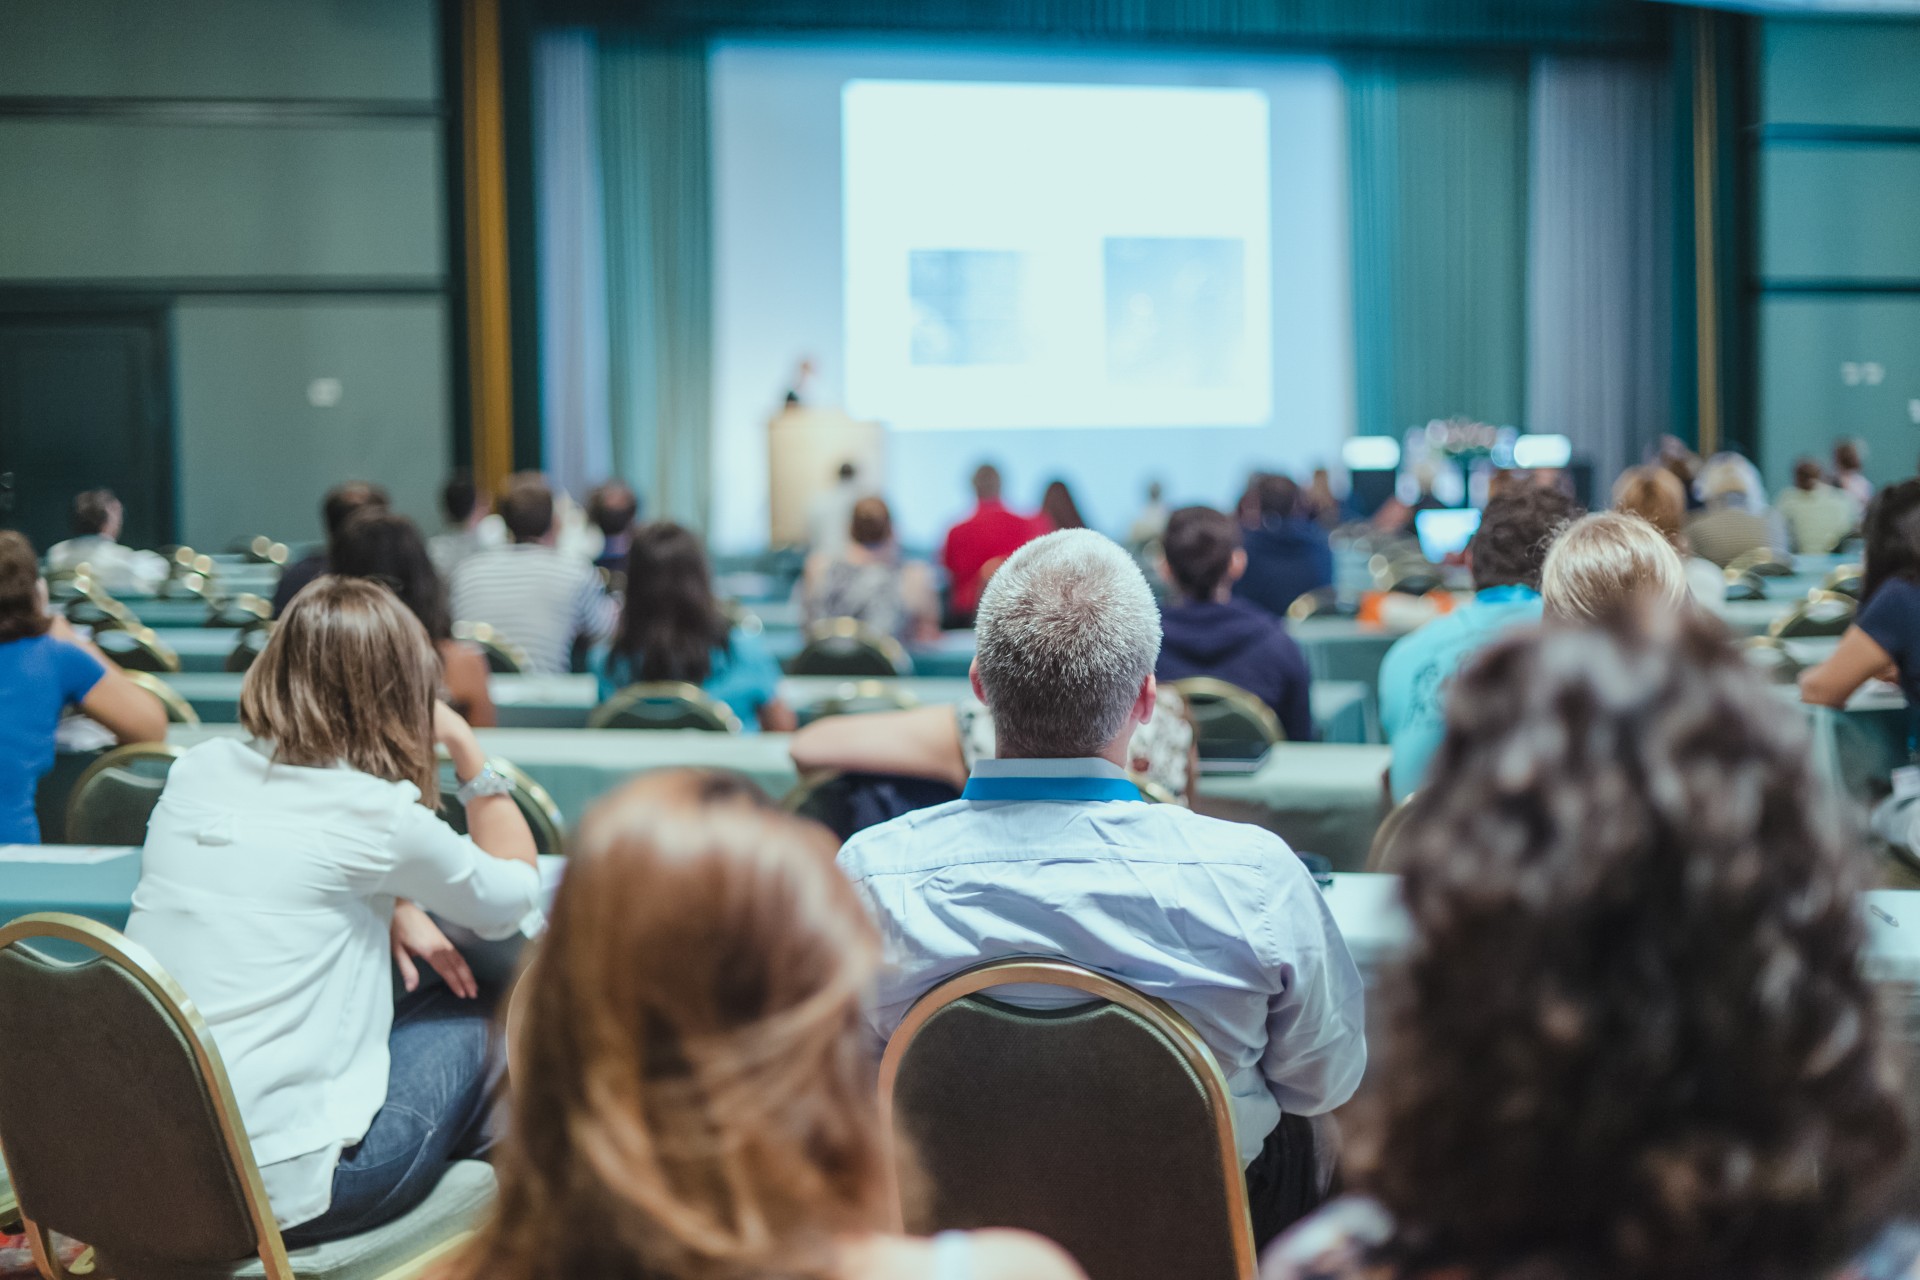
[
  {"x1": 1801, "y1": 478, "x2": 1920, "y2": 716},
  {"x1": 591, "y1": 521, "x2": 795, "y2": 732},
  {"x1": 0, "y1": 530, "x2": 169, "y2": 842},
  {"x1": 1378, "y1": 486, "x2": 1584, "y2": 801}
]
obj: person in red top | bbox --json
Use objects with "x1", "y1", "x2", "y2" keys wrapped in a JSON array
[{"x1": 940, "y1": 464, "x2": 1046, "y2": 624}]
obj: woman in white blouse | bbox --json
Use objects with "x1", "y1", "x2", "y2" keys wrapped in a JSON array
[{"x1": 126, "y1": 577, "x2": 542, "y2": 1244}]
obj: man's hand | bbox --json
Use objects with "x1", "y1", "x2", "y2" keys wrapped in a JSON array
[{"x1": 391, "y1": 900, "x2": 478, "y2": 999}]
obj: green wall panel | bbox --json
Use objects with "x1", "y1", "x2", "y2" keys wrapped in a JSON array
[
  {"x1": 0, "y1": 120, "x2": 443, "y2": 281},
  {"x1": 1761, "y1": 146, "x2": 1920, "y2": 281},
  {"x1": 1760, "y1": 18, "x2": 1920, "y2": 129},
  {"x1": 173, "y1": 299, "x2": 450, "y2": 549},
  {"x1": 1758, "y1": 297, "x2": 1920, "y2": 491},
  {"x1": 0, "y1": 0, "x2": 438, "y2": 102}
]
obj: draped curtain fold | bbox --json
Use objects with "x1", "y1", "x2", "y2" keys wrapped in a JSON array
[
  {"x1": 1525, "y1": 56, "x2": 1673, "y2": 486},
  {"x1": 1347, "y1": 56, "x2": 1530, "y2": 437}
]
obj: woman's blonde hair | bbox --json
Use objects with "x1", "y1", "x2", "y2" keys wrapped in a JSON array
[
  {"x1": 1541, "y1": 512, "x2": 1689, "y2": 624},
  {"x1": 458, "y1": 769, "x2": 890, "y2": 1280},
  {"x1": 1610, "y1": 464, "x2": 1688, "y2": 547},
  {"x1": 238, "y1": 576, "x2": 441, "y2": 799}
]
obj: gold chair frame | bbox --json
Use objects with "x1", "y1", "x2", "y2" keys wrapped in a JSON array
[
  {"x1": 63, "y1": 742, "x2": 185, "y2": 842},
  {"x1": 245, "y1": 536, "x2": 291, "y2": 567},
  {"x1": 1169, "y1": 676, "x2": 1286, "y2": 746},
  {"x1": 1365, "y1": 791, "x2": 1420, "y2": 873},
  {"x1": 489, "y1": 758, "x2": 566, "y2": 856},
  {"x1": 878, "y1": 957, "x2": 1257, "y2": 1280},
  {"x1": 1739, "y1": 635, "x2": 1806, "y2": 682},
  {"x1": 794, "y1": 617, "x2": 912, "y2": 676},
  {"x1": 207, "y1": 594, "x2": 273, "y2": 628},
  {"x1": 1726, "y1": 548, "x2": 1791, "y2": 579},
  {"x1": 1285, "y1": 588, "x2": 1337, "y2": 623},
  {"x1": 450, "y1": 623, "x2": 530, "y2": 675},
  {"x1": 0, "y1": 914, "x2": 474, "y2": 1280},
  {"x1": 1768, "y1": 588, "x2": 1857, "y2": 640},
  {"x1": 96, "y1": 625, "x2": 181, "y2": 674},
  {"x1": 586, "y1": 681, "x2": 743, "y2": 733},
  {"x1": 802, "y1": 679, "x2": 921, "y2": 722},
  {"x1": 123, "y1": 671, "x2": 201, "y2": 725}
]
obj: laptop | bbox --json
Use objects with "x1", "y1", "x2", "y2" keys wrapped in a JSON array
[{"x1": 1414, "y1": 507, "x2": 1483, "y2": 563}]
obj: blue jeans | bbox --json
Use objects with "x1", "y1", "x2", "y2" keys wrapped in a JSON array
[{"x1": 281, "y1": 985, "x2": 504, "y2": 1247}]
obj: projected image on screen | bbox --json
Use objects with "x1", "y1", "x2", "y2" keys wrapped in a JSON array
[
  {"x1": 843, "y1": 80, "x2": 1272, "y2": 430},
  {"x1": 909, "y1": 249, "x2": 1028, "y2": 366}
]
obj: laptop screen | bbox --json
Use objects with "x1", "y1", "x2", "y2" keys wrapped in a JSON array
[{"x1": 1415, "y1": 508, "x2": 1483, "y2": 562}]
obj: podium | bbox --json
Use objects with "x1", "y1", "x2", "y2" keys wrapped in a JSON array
[{"x1": 767, "y1": 407, "x2": 885, "y2": 547}]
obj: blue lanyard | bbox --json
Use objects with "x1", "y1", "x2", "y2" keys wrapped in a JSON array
[{"x1": 961, "y1": 775, "x2": 1144, "y2": 802}]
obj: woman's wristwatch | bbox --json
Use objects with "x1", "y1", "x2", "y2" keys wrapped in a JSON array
[{"x1": 456, "y1": 764, "x2": 513, "y2": 806}]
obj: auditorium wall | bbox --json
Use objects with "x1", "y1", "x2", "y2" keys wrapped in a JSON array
[{"x1": 0, "y1": 0, "x2": 452, "y2": 547}]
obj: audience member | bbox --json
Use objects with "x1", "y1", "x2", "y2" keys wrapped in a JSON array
[
  {"x1": 593, "y1": 521, "x2": 795, "y2": 731},
  {"x1": 940, "y1": 463, "x2": 1044, "y2": 623},
  {"x1": 1836, "y1": 438, "x2": 1874, "y2": 516},
  {"x1": 1539, "y1": 512, "x2": 1688, "y2": 625},
  {"x1": 1157, "y1": 505, "x2": 1314, "y2": 741},
  {"x1": 1685, "y1": 453, "x2": 1788, "y2": 568},
  {"x1": 450, "y1": 769, "x2": 1084, "y2": 1280},
  {"x1": 0, "y1": 531, "x2": 166, "y2": 842},
  {"x1": 584, "y1": 479, "x2": 639, "y2": 575},
  {"x1": 1777, "y1": 456, "x2": 1857, "y2": 555},
  {"x1": 45, "y1": 488, "x2": 169, "y2": 595},
  {"x1": 802, "y1": 496, "x2": 939, "y2": 643},
  {"x1": 125, "y1": 577, "x2": 542, "y2": 1243},
  {"x1": 1801, "y1": 478, "x2": 1920, "y2": 712},
  {"x1": 1610, "y1": 464, "x2": 1724, "y2": 604},
  {"x1": 1654, "y1": 435, "x2": 1704, "y2": 511},
  {"x1": 450, "y1": 474, "x2": 617, "y2": 675},
  {"x1": 837, "y1": 530, "x2": 1365, "y2": 1245},
  {"x1": 1126, "y1": 479, "x2": 1169, "y2": 550},
  {"x1": 271, "y1": 480, "x2": 390, "y2": 616},
  {"x1": 807, "y1": 461, "x2": 867, "y2": 556},
  {"x1": 1303, "y1": 468, "x2": 1346, "y2": 528},
  {"x1": 428, "y1": 471, "x2": 491, "y2": 579},
  {"x1": 1263, "y1": 613, "x2": 1906, "y2": 1280},
  {"x1": 1378, "y1": 485, "x2": 1580, "y2": 801},
  {"x1": 331, "y1": 509, "x2": 495, "y2": 727},
  {"x1": 1234, "y1": 474, "x2": 1335, "y2": 617},
  {"x1": 1039, "y1": 479, "x2": 1086, "y2": 531}
]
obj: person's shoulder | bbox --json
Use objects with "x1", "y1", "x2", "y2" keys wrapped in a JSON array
[
  {"x1": 836, "y1": 801, "x2": 963, "y2": 875},
  {"x1": 1259, "y1": 1197, "x2": 1397, "y2": 1280}
]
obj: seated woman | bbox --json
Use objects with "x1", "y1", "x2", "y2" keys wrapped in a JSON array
[
  {"x1": 802, "y1": 496, "x2": 940, "y2": 644},
  {"x1": 0, "y1": 530, "x2": 167, "y2": 842},
  {"x1": 1539, "y1": 511, "x2": 1689, "y2": 624},
  {"x1": 1801, "y1": 478, "x2": 1920, "y2": 712},
  {"x1": 1685, "y1": 453, "x2": 1790, "y2": 568},
  {"x1": 1611, "y1": 464, "x2": 1724, "y2": 605},
  {"x1": 126, "y1": 577, "x2": 543, "y2": 1244},
  {"x1": 331, "y1": 508, "x2": 496, "y2": 726},
  {"x1": 1263, "y1": 612, "x2": 1908, "y2": 1280},
  {"x1": 594, "y1": 521, "x2": 795, "y2": 731},
  {"x1": 452, "y1": 768, "x2": 1085, "y2": 1280}
]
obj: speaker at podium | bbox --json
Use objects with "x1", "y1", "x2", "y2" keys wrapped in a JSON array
[{"x1": 768, "y1": 406, "x2": 884, "y2": 549}]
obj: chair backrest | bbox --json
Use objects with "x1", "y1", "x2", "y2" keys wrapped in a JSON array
[
  {"x1": 0, "y1": 914, "x2": 290, "y2": 1280},
  {"x1": 1285, "y1": 587, "x2": 1339, "y2": 622},
  {"x1": 881, "y1": 959, "x2": 1256, "y2": 1280},
  {"x1": 64, "y1": 580, "x2": 140, "y2": 633},
  {"x1": 1770, "y1": 589, "x2": 1857, "y2": 639},
  {"x1": 1727, "y1": 547, "x2": 1792, "y2": 578},
  {"x1": 225, "y1": 625, "x2": 273, "y2": 673},
  {"x1": 245, "y1": 536, "x2": 290, "y2": 567},
  {"x1": 125, "y1": 671, "x2": 201, "y2": 725},
  {"x1": 1823, "y1": 565, "x2": 1864, "y2": 600},
  {"x1": 1365, "y1": 791, "x2": 1420, "y2": 874},
  {"x1": 587, "y1": 681, "x2": 743, "y2": 732},
  {"x1": 452, "y1": 622, "x2": 530, "y2": 675},
  {"x1": 1740, "y1": 635, "x2": 1806, "y2": 684},
  {"x1": 1169, "y1": 677, "x2": 1284, "y2": 759},
  {"x1": 794, "y1": 679, "x2": 920, "y2": 726},
  {"x1": 436, "y1": 757, "x2": 568, "y2": 856},
  {"x1": 93, "y1": 626, "x2": 181, "y2": 674},
  {"x1": 782, "y1": 771, "x2": 961, "y2": 842},
  {"x1": 205, "y1": 594, "x2": 272, "y2": 628},
  {"x1": 790, "y1": 618, "x2": 913, "y2": 677},
  {"x1": 1723, "y1": 569, "x2": 1767, "y2": 601},
  {"x1": 65, "y1": 743, "x2": 183, "y2": 847}
]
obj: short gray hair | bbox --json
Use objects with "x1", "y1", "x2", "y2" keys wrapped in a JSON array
[{"x1": 974, "y1": 529, "x2": 1162, "y2": 757}]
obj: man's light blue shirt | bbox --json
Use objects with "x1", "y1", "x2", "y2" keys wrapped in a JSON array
[
  {"x1": 836, "y1": 756, "x2": 1368, "y2": 1166},
  {"x1": 1378, "y1": 586, "x2": 1543, "y2": 801}
]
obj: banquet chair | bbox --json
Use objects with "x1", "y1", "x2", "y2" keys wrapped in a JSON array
[
  {"x1": 1727, "y1": 548, "x2": 1793, "y2": 579},
  {"x1": 587, "y1": 682, "x2": 742, "y2": 733},
  {"x1": 435, "y1": 758, "x2": 566, "y2": 857},
  {"x1": 125, "y1": 672, "x2": 201, "y2": 726},
  {"x1": 1, "y1": 1155, "x2": 17, "y2": 1232},
  {"x1": 64, "y1": 743, "x2": 183, "y2": 847},
  {"x1": 783, "y1": 771, "x2": 962, "y2": 843},
  {"x1": 64, "y1": 580, "x2": 139, "y2": 633},
  {"x1": 1740, "y1": 636, "x2": 1805, "y2": 684},
  {"x1": 794, "y1": 679, "x2": 919, "y2": 726},
  {"x1": 1169, "y1": 677, "x2": 1285, "y2": 760},
  {"x1": 1824, "y1": 565, "x2": 1864, "y2": 600},
  {"x1": 226, "y1": 627, "x2": 273, "y2": 673},
  {"x1": 789, "y1": 618, "x2": 912, "y2": 678},
  {"x1": 1365, "y1": 792, "x2": 1421, "y2": 874},
  {"x1": 1770, "y1": 590, "x2": 1856, "y2": 640},
  {"x1": 94, "y1": 626, "x2": 181, "y2": 674},
  {"x1": 0, "y1": 913, "x2": 491, "y2": 1280},
  {"x1": 451, "y1": 623, "x2": 529, "y2": 675},
  {"x1": 244, "y1": 536, "x2": 291, "y2": 567},
  {"x1": 881, "y1": 958, "x2": 1258, "y2": 1280},
  {"x1": 206, "y1": 595, "x2": 272, "y2": 628},
  {"x1": 1285, "y1": 587, "x2": 1339, "y2": 622}
]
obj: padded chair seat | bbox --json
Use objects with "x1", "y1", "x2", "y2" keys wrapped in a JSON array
[{"x1": 100, "y1": 1161, "x2": 494, "y2": 1280}]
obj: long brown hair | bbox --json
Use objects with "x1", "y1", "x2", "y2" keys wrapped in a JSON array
[
  {"x1": 1358, "y1": 610, "x2": 1905, "y2": 1280},
  {"x1": 460, "y1": 769, "x2": 890, "y2": 1280},
  {"x1": 239, "y1": 576, "x2": 441, "y2": 800},
  {"x1": 0, "y1": 531, "x2": 50, "y2": 645},
  {"x1": 613, "y1": 522, "x2": 732, "y2": 685}
]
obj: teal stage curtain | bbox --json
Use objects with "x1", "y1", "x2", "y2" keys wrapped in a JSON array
[
  {"x1": 596, "y1": 37, "x2": 713, "y2": 531},
  {"x1": 1347, "y1": 55, "x2": 1530, "y2": 437}
]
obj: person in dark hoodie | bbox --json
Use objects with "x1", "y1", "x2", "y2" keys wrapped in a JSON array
[
  {"x1": 1158, "y1": 505, "x2": 1314, "y2": 742},
  {"x1": 1233, "y1": 473, "x2": 1334, "y2": 618}
]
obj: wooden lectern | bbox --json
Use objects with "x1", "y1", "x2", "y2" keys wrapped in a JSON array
[{"x1": 767, "y1": 407, "x2": 885, "y2": 547}]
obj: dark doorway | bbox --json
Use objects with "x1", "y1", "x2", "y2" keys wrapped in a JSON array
[{"x1": 0, "y1": 307, "x2": 174, "y2": 553}]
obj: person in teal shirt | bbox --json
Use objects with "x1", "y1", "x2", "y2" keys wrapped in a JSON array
[
  {"x1": 592, "y1": 522, "x2": 796, "y2": 732},
  {"x1": 1379, "y1": 485, "x2": 1583, "y2": 800}
]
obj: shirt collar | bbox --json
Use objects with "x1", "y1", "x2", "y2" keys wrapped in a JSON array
[
  {"x1": 970, "y1": 757, "x2": 1129, "y2": 780},
  {"x1": 1474, "y1": 584, "x2": 1540, "y2": 604},
  {"x1": 963, "y1": 757, "x2": 1142, "y2": 802}
]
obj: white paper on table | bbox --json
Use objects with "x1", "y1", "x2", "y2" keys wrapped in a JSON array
[{"x1": 0, "y1": 845, "x2": 136, "y2": 865}]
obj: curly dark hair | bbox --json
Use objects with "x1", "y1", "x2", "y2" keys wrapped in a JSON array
[
  {"x1": 0, "y1": 531, "x2": 51, "y2": 644},
  {"x1": 1861, "y1": 477, "x2": 1920, "y2": 606},
  {"x1": 1358, "y1": 609, "x2": 1906, "y2": 1280},
  {"x1": 1469, "y1": 484, "x2": 1583, "y2": 591}
]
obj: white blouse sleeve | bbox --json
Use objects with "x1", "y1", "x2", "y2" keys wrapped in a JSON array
[{"x1": 379, "y1": 802, "x2": 544, "y2": 940}]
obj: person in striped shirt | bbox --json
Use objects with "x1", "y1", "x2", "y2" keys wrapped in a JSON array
[{"x1": 449, "y1": 475, "x2": 616, "y2": 675}]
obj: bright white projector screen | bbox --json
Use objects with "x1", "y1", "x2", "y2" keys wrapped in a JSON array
[{"x1": 842, "y1": 81, "x2": 1273, "y2": 431}]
